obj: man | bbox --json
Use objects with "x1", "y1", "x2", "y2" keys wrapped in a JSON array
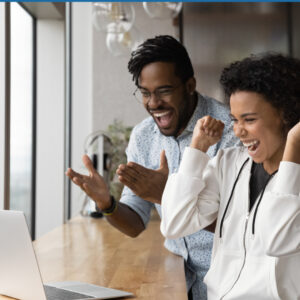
[{"x1": 66, "y1": 35, "x2": 238, "y2": 300}]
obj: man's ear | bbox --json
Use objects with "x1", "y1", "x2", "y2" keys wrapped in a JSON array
[{"x1": 185, "y1": 77, "x2": 196, "y2": 95}]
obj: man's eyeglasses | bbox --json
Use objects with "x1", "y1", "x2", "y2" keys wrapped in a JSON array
[{"x1": 133, "y1": 84, "x2": 182, "y2": 104}]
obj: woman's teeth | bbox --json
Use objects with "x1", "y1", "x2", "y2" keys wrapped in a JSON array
[
  {"x1": 243, "y1": 140, "x2": 259, "y2": 152},
  {"x1": 243, "y1": 140, "x2": 259, "y2": 147}
]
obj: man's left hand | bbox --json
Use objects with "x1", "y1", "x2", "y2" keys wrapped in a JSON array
[{"x1": 116, "y1": 150, "x2": 169, "y2": 204}]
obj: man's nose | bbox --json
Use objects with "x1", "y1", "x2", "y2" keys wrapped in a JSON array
[{"x1": 147, "y1": 93, "x2": 162, "y2": 108}]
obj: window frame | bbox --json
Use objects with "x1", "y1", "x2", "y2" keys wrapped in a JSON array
[{"x1": 6, "y1": 2, "x2": 37, "y2": 238}]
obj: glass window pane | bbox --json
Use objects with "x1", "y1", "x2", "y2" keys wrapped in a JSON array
[{"x1": 10, "y1": 3, "x2": 34, "y2": 231}]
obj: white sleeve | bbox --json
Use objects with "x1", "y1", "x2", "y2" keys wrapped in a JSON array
[
  {"x1": 260, "y1": 161, "x2": 300, "y2": 256},
  {"x1": 160, "y1": 147, "x2": 221, "y2": 239}
]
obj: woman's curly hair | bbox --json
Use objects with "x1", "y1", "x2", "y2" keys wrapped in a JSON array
[{"x1": 220, "y1": 53, "x2": 300, "y2": 130}]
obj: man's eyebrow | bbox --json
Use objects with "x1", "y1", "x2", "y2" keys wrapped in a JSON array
[
  {"x1": 138, "y1": 85, "x2": 174, "y2": 90},
  {"x1": 229, "y1": 112, "x2": 258, "y2": 118}
]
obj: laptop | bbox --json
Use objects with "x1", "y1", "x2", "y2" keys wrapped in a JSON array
[{"x1": 0, "y1": 210, "x2": 133, "y2": 300}]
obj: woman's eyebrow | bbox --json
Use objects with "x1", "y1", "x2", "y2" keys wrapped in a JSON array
[{"x1": 229, "y1": 112, "x2": 258, "y2": 118}]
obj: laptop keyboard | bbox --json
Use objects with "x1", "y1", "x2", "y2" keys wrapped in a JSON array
[{"x1": 44, "y1": 285, "x2": 94, "y2": 300}]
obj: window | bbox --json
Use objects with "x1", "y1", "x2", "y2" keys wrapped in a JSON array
[
  {"x1": 9, "y1": 3, "x2": 36, "y2": 236},
  {"x1": 2, "y1": 3, "x2": 67, "y2": 239}
]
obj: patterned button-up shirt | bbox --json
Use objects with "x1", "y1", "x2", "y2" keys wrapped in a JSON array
[{"x1": 120, "y1": 93, "x2": 239, "y2": 299}]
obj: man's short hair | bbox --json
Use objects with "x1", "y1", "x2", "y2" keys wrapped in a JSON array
[{"x1": 128, "y1": 35, "x2": 194, "y2": 86}]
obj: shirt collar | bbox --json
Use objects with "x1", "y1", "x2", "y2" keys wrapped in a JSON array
[{"x1": 183, "y1": 92, "x2": 207, "y2": 134}]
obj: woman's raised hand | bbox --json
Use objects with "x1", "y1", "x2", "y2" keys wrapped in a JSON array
[
  {"x1": 190, "y1": 116, "x2": 225, "y2": 152},
  {"x1": 283, "y1": 121, "x2": 300, "y2": 164}
]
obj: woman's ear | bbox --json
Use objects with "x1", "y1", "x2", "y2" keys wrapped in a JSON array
[
  {"x1": 278, "y1": 110, "x2": 290, "y2": 136},
  {"x1": 185, "y1": 77, "x2": 196, "y2": 95}
]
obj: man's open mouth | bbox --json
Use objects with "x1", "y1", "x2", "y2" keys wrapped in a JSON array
[{"x1": 152, "y1": 110, "x2": 173, "y2": 128}]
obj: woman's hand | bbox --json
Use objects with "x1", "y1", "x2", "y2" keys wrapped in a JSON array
[
  {"x1": 190, "y1": 116, "x2": 225, "y2": 152},
  {"x1": 283, "y1": 121, "x2": 300, "y2": 164}
]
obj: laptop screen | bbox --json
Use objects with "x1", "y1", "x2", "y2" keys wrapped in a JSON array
[
  {"x1": 0, "y1": 210, "x2": 133, "y2": 300},
  {"x1": 0, "y1": 210, "x2": 47, "y2": 300}
]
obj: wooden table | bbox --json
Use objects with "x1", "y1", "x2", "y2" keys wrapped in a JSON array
[{"x1": 0, "y1": 216, "x2": 187, "y2": 300}]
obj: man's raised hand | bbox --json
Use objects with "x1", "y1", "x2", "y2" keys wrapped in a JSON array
[
  {"x1": 65, "y1": 154, "x2": 111, "y2": 210},
  {"x1": 116, "y1": 150, "x2": 169, "y2": 204}
]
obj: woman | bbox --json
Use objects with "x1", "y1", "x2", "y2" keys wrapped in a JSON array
[{"x1": 161, "y1": 53, "x2": 300, "y2": 300}]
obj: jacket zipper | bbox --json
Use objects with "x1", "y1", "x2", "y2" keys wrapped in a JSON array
[
  {"x1": 219, "y1": 158, "x2": 249, "y2": 239},
  {"x1": 220, "y1": 171, "x2": 252, "y2": 300},
  {"x1": 219, "y1": 161, "x2": 277, "y2": 299},
  {"x1": 220, "y1": 211, "x2": 250, "y2": 299}
]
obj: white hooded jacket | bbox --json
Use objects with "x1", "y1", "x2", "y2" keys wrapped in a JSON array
[{"x1": 161, "y1": 146, "x2": 300, "y2": 300}]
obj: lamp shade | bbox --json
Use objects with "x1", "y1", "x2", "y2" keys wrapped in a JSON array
[
  {"x1": 93, "y1": 2, "x2": 135, "y2": 33},
  {"x1": 106, "y1": 25, "x2": 143, "y2": 57},
  {"x1": 143, "y1": 2, "x2": 182, "y2": 20}
]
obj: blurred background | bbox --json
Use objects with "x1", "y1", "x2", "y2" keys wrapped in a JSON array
[{"x1": 1, "y1": 2, "x2": 299, "y2": 239}]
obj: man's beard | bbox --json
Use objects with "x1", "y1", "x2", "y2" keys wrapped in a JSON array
[{"x1": 159, "y1": 90, "x2": 193, "y2": 137}]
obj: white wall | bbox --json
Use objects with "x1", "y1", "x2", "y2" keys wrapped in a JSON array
[
  {"x1": 35, "y1": 20, "x2": 64, "y2": 237},
  {"x1": 0, "y1": 3, "x2": 5, "y2": 209},
  {"x1": 70, "y1": 3, "x2": 93, "y2": 217}
]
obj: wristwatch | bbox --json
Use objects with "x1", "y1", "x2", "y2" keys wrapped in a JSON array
[{"x1": 101, "y1": 195, "x2": 118, "y2": 216}]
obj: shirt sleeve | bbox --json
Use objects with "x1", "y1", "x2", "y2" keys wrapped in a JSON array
[
  {"x1": 119, "y1": 126, "x2": 154, "y2": 227},
  {"x1": 160, "y1": 147, "x2": 221, "y2": 239},
  {"x1": 259, "y1": 161, "x2": 300, "y2": 256}
]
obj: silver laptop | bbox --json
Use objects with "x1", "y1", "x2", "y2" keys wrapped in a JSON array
[{"x1": 0, "y1": 210, "x2": 133, "y2": 300}]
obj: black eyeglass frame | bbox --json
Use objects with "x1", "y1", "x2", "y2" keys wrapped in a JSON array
[{"x1": 133, "y1": 83, "x2": 183, "y2": 104}]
